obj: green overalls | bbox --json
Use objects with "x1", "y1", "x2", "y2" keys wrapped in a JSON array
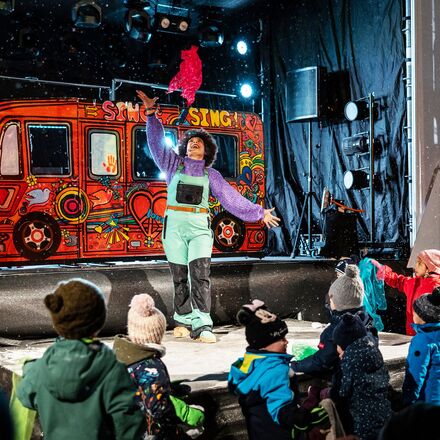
[{"x1": 162, "y1": 165, "x2": 214, "y2": 337}]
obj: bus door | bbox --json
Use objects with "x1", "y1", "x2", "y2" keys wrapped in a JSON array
[
  {"x1": 12, "y1": 120, "x2": 76, "y2": 262},
  {"x1": 81, "y1": 123, "x2": 126, "y2": 258}
]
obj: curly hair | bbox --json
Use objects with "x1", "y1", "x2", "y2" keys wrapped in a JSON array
[{"x1": 177, "y1": 129, "x2": 218, "y2": 167}]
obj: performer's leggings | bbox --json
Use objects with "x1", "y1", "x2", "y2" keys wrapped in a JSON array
[{"x1": 162, "y1": 211, "x2": 213, "y2": 338}]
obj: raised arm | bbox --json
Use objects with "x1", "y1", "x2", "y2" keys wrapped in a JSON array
[{"x1": 136, "y1": 90, "x2": 181, "y2": 181}]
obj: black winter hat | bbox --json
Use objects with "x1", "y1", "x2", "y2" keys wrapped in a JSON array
[
  {"x1": 413, "y1": 286, "x2": 440, "y2": 323},
  {"x1": 237, "y1": 299, "x2": 288, "y2": 350},
  {"x1": 333, "y1": 312, "x2": 367, "y2": 350},
  {"x1": 44, "y1": 278, "x2": 107, "y2": 339}
]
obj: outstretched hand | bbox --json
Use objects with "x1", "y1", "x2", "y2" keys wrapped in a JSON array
[
  {"x1": 370, "y1": 258, "x2": 386, "y2": 281},
  {"x1": 136, "y1": 90, "x2": 159, "y2": 115},
  {"x1": 370, "y1": 258, "x2": 382, "y2": 269},
  {"x1": 263, "y1": 207, "x2": 280, "y2": 229}
]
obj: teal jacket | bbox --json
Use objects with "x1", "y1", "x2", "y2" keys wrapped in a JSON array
[{"x1": 17, "y1": 338, "x2": 144, "y2": 440}]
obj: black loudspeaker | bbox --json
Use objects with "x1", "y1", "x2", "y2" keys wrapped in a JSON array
[
  {"x1": 320, "y1": 208, "x2": 359, "y2": 258},
  {"x1": 286, "y1": 66, "x2": 328, "y2": 122}
]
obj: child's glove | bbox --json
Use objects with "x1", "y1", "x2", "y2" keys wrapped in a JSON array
[
  {"x1": 370, "y1": 259, "x2": 386, "y2": 281},
  {"x1": 292, "y1": 405, "x2": 330, "y2": 437}
]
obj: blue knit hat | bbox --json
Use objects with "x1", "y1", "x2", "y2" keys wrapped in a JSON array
[{"x1": 333, "y1": 312, "x2": 367, "y2": 350}]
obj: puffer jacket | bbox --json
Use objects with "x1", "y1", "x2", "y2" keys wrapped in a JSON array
[
  {"x1": 338, "y1": 335, "x2": 392, "y2": 440},
  {"x1": 403, "y1": 322, "x2": 440, "y2": 405},
  {"x1": 17, "y1": 338, "x2": 144, "y2": 440}
]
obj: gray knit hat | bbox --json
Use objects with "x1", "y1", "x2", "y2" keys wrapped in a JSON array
[{"x1": 328, "y1": 264, "x2": 364, "y2": 311}]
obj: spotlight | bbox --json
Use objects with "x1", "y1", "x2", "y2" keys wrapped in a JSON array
[
  {"x1": 240, "y1": 83, "x2": 253, "y2": 99},
  {"x1": 125, "y1": 8, "x2": 153, "y2": 43},
  {"x1": 199, "y1": 23, "x2": 224, "y2": 48},
  {"x1": 343, "y1": 170, "x2": 369, "y2": 190},
  {"x1": 236, "y1": 40, "x2": 248, "y2": 55},
  {"x1": 0, "y1": 0, "x2": 14, "y2": 15},
  {"x1": 72, "y1": 1, "x2": 102, "y2": 28},
  {"x1": 155, "y1": 4, "x2": 190, "y2": 34},
  {"x1": 342, "y1": 134, "x2": 369, "y2": 156},
  {"x1": 344, "y1": 100, "x2": 379, "y2": 121}
]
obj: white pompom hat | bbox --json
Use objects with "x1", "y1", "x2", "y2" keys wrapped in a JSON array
[{"x1": 127, "y1": 294, "x2": 166, "y2": 345}]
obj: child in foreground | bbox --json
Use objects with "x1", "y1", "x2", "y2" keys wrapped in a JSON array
[
  {"x1": 17, "y1": 278, "x2": 144, "y2": 440},
  {"x1": 332, "y1": 313, "x2": 392, "y2": 440},
  {"x1": 371, "y1": 248, "x2": 440, "y2": 335},
  {"x1": 402, "y1": 286, "x2": 440, "y2": 405},
  {"x1": 228, "y1": 299, "x2": 329, "y2": 440},
  {"x1": 113, "y1": 293, "x2": 205, "y2": 439}
]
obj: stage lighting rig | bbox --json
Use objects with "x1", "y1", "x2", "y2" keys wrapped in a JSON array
[
  {"x1": 199, "y1": 22, "x2": 224, "y2": 48},
  {"x1": 155, "y1": 3, "x2": 190, "y2": 35},
  {"x1": 125, "y1": 8, "x2": 154, "y2": 42},
  {"x1": 72, "y1": 1, "x2": 102, "y2": 28}
]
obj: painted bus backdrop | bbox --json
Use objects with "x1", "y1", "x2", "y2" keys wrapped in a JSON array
[{"x1": 0, "y1": 98, "x2": 266, "y2": 265}]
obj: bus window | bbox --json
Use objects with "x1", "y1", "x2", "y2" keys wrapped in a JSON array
[
  {"x1": 211, "y1": 134, "x2": 237, "y2": 179},
  {"x1": 28, "y1": 124, "x2": 70, "y2": 176},
  {"x1": 133, "y1": 127, "x2": 176, "y2": 180},
  {"x1": 0, "y1": 123, "x2": 20, "y2": 176},
  {"x1": 90, "y1": 131, "x2": 119, "y2": 177}
]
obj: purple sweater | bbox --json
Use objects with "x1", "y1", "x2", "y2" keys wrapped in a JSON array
[{"x1": 146, "y1": 115, "x2": 264, "y2": 223}]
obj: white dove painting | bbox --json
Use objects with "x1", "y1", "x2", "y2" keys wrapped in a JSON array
[{"x1": 25, "y1": 188, "x2": 51, "y2": 207}]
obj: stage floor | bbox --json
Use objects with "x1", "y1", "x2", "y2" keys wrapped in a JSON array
[{"x1": 0, "y1": 319, "x2": 411, "y2": 391}]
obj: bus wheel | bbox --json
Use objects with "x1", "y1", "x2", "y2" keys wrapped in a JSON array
[
  {"x1": 13, "y1": 212, "x2": 61, "y2": 261},
  {"x1": 211, "y1": 212, "x2": 245, "y2": 252}
]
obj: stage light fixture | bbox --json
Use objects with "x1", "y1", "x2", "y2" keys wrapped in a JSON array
[
  {"x1": 342, "y1": 134, "x2": 369, "y2": 156},
  {"x1": 155, "y1": 3, "x2": 190, "y2": 35},
  {"x1": 240, "y1": 83, "x2": 253, "y2": 98},
  {"x1": 72, "y1": 1, "x2": 102, "y2": 28},
  {"x1": 344, "y1": 99, "x2": 379, "y2": 121},
  {"x1": 125, "y1": 8, "x2": 153, "y2": 43},
  {"x1": 0, "y1": 0, "x2": 14, "y2": 14},
  {"x1": 236, "y1": 40, "x2": 248, "y2": 55},
  {"x1": 343, "y1": 170, "x2": 370, "y2": 190},
  {"x1": 199, "y1": 23, "x2": 224, "y2": 48}
]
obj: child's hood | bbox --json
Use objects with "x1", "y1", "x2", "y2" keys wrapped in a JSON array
[
  {"x1": 39, "y1": 339, "x2": 116, "y2": 402},
  {"x1": 344, "y1": 335, "x2": 384, "y2": 373},
  {"x1": 413, "y1": 321, "x2": 440, "y2": 338},
  {"x1": 229, "y1": 350, "x2": 292, "y2": 392}
]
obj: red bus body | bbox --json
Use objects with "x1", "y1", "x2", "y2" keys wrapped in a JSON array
[{"x1": 0, "y1": 99, "x2": 266, "y2": 265}]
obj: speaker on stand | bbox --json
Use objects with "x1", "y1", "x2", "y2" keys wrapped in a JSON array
[{"x1": 286, "y1": 67, "x2": 328, "y2": 257}]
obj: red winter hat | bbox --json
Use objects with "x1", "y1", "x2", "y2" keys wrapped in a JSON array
[{"x1": 418, "y1": 249, "x2": 440, "y2": 274}]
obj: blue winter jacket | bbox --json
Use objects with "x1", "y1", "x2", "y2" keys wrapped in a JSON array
[
  {"x1": 403, "y1": 322, "x2": 440, "y2": 405},
  {"x1": 228, "y1": 349, "x2": 312, "y2": 440}
]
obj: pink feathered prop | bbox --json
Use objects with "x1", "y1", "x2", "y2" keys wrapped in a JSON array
[{"x1": 167, "y1": 45, "x2": 202, "y2": 107}]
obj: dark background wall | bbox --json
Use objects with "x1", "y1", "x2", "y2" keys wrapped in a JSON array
[{"x1": 0, "y1": 0, "x2": 407, "y2": 256}]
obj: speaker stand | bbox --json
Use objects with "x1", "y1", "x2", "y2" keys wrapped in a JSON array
[{"x1": 291, "y1": 121, "x2": 321, "y2": 257}]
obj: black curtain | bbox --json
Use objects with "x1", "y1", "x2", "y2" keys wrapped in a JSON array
[{"x1": 262, "y1": 0, "x2": 408, "y2": 255}]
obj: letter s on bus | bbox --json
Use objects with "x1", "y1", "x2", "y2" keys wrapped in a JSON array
[{"x1": 103, "y1": 101, "x2": 117, "y2": 121}]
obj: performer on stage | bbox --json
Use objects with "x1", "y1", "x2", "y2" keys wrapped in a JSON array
[{"x1": 137, "y1": 90, "x2": 280, "y2": 343}]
